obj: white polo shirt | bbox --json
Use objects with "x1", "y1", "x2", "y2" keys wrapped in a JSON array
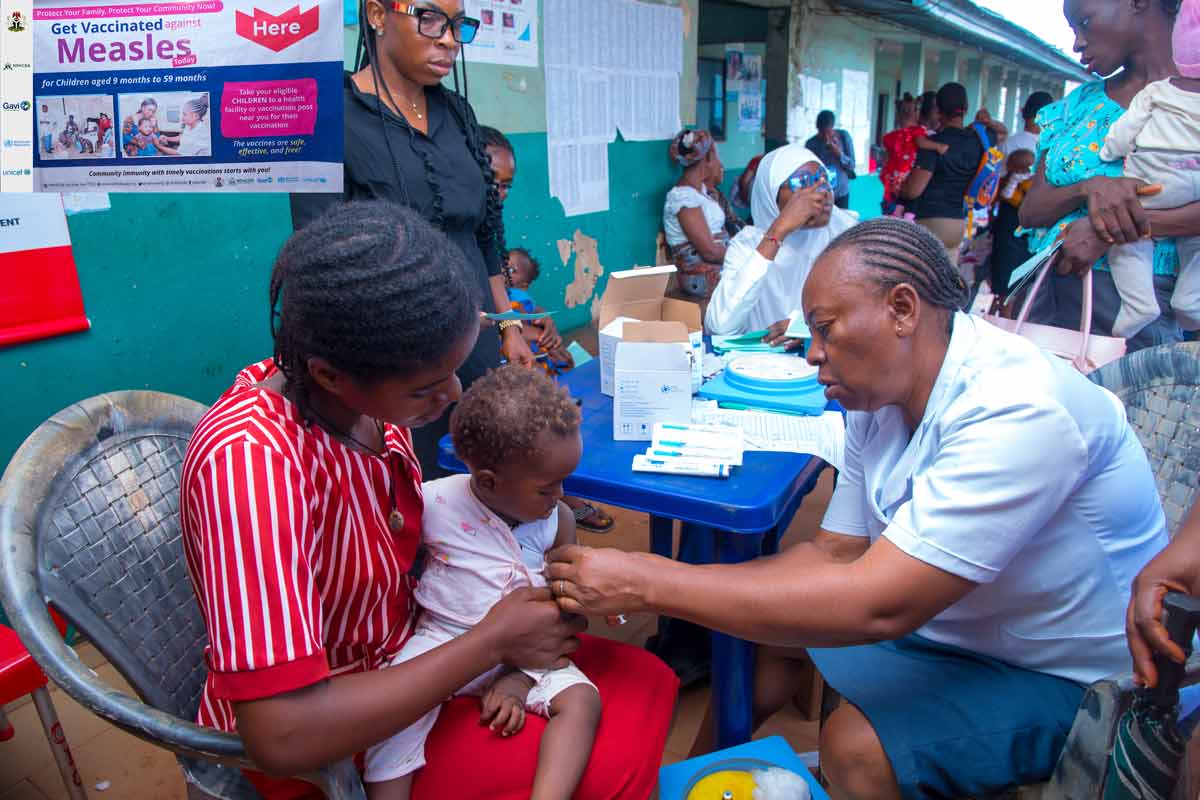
[{"x1": 822, "y1": 313, "x2": 1168, "y2": 684}]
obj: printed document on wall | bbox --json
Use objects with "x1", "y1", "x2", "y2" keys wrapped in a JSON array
[
  {"x1": 544, "y1": 0, "x2": 682, "y2": 216},
  {"x1": 31, "y1": 0, "x2": 344, "y2": 192},
  {"x1": 841, "y1": 69, "x2": 871, "y2": 172},
  {"x1": 465, "y1": 0, "x2": 538, "y2": 68}
]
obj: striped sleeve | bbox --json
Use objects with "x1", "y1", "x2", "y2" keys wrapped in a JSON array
[{"x1": 188, "y1": 439, "x2": 329, "y2": 701}]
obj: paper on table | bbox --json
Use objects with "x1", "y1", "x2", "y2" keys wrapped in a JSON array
[
  {"x1": 691, "y1": 401, "x2": 845, "y2": 470},
  {"x1": 785, "y1": 310, "x2": 811, "y2": 339},
  {"x1": 567, "y1": 341, "x2": 594, "y2": 367},
  {"x1": 485, "y1": 310, "x2": 554, "y2": 321}
]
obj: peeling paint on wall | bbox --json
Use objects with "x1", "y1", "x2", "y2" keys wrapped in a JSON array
[{"x1": 561, "y1": 229, "x2": 605, "y2": 309}]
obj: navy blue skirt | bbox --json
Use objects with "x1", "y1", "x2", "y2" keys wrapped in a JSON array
[{"x1": 808, "y1": 634, "x2": 1087, "y2": 799}]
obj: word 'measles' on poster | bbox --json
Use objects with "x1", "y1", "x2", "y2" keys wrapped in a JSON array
[
  {"x1": 31, "y1": 0, "x2": 343, "y2": 193},
  {"x1": 1, "y1": 0, "x2": 34, "y2": 191},
  {"x1": 544, "y1": 0, "x2": 683, "y2": 217},
  {"x1": 465, "y1": 0, "x2": 538, "y2": 68},
  {"x1": 0, "y1": 193, "x2": 89, "y2": 347}
]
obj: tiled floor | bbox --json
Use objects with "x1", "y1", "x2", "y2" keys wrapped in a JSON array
[{"x1": 0, "y1": 473, "x2": 834, "y2": 800}]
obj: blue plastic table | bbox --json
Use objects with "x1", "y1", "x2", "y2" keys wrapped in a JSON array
[{"x1": 437, "y1": 358, "x2": 829, "y2": 748}]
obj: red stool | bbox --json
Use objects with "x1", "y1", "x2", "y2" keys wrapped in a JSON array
[{"x1": 0, "y1": 613, "x2": 87, "y2": 799}]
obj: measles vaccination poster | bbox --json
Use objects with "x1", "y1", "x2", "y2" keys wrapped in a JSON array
[{"x1": 31, "y1": 0, "x2": 343, "y2": 192}]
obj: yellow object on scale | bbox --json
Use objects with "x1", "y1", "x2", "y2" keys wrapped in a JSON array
[{"x1": 685, "y1": 770, "x2": 757, "y2": 800}]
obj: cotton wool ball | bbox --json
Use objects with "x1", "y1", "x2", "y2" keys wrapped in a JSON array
[{"x1": 750, "y1": 767, "x2": 811, "y2": 800}]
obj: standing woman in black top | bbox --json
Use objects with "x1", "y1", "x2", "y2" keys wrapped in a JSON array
[
  {"x1": 292, "y1": 0, "x2": 534, "y2": 476},
  {"x1": 900, "y1": 82, "x2": 1006, "y2": 268}
]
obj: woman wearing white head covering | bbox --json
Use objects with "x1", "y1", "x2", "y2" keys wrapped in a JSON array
[{"x1": 705, "y1": 143, "x2": 856, "y2": 335}]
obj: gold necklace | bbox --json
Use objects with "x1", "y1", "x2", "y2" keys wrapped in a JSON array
[{"x1": 307, "y1": 409, "x2": 405, "y2": 533}]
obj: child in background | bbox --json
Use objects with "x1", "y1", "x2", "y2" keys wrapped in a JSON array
[
  {"x1": 123, "y1": 117, "x2": 161, "y2": 158},
  {"x1": 1099, "y1": 0, "x2": 1200, "y2": 338},
  {"x1": 364, "y1": 365, "x2": 601, "y2": 800},
  {"x1": 999, "y1": 149, "x2": 1035, "y2": 206},
  {"x1": 880, "y1": 93, "x2": 950, "y2": 217},
  {"x1": 506, "y1": 248, "x2": 575, "y2": 374}
]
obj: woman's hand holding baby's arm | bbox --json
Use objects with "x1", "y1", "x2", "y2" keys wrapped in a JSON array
[
  {"x1": 481, "y1": 670, "x2": 534, "y2": 735},
  {"x1": 478, "y1": 586, "x2": 586, "y2": 671}
]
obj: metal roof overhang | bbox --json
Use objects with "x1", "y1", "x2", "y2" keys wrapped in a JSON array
[{"x1": 821, "y1": 0, "x2": 1090, "y2": 82}]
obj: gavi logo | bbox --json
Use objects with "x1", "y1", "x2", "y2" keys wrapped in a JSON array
[{"x1": 235, "y1": 5, "x2": 318, "y2": 52}]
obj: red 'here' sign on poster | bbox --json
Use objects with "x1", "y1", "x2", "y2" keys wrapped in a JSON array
[
  {"x1": 0, "y1": 194, "x2": 89, "y2": 347},
  {"x1": 235, "y1": 5, "x2": 319, "y2": 52}
]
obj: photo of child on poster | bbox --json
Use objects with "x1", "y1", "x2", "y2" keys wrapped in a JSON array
[{"x1": 118, "y1": 93, "x2": 211, "y2": 158}]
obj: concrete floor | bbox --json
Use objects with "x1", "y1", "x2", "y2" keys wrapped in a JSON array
[{"x1": 0, "y1": 473, "x2": 834, "y2": 800}]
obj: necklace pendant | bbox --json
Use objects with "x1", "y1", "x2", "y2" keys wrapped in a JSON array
[{"x1": 388, "y1": 508, "x2": 405, "y2": 532}]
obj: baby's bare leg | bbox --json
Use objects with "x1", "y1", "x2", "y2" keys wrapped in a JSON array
[
  {"x1": 365, "y1": 773, "x2": 413, "y2": 800},
  {"x1": 530, "y1": 684, "x2": 602, "y2": 800}
]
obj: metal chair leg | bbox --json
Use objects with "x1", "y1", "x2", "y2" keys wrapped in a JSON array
[{"x1": 30, "y1": 686, "x2": 88, "y2": 800}]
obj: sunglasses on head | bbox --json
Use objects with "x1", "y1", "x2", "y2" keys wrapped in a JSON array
[{"x1": 393, "y1": 4, "x2": 480, "y2": 43}]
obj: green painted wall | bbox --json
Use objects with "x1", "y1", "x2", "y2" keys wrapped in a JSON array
[{"x1": 2, "y1": 194, "x2": 288, "y2": 466}]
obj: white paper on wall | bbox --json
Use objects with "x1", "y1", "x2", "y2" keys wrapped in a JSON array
[{"x1": 544, "y1": 0, "x2": 682, "y2": 216}]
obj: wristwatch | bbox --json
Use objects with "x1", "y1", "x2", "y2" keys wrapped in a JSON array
[{"x1": 497, "y1": 319, "x2": 524, "y2": 335}]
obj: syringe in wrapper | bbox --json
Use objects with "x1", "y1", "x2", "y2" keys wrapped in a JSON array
[{"x1": 632, "y1": 454, "x2": 730, "y2": 478}]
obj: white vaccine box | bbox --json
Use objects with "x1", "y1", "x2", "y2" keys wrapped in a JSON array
[{"x1": 613, "y1": 341, "x2": 693, "y2": 441}]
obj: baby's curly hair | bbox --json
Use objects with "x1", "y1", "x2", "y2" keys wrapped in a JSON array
[{"x1": 451, "y1": 364, "x2": 582, "y2": 472}]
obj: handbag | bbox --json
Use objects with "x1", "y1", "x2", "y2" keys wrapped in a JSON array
[{"x1": 978, "y1": 246, "x2": 1126, "y2": 373}]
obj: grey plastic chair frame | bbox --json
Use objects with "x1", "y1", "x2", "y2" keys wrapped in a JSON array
[{"x1": 0, "y1": 391, "x2": 365, "y2": 800}]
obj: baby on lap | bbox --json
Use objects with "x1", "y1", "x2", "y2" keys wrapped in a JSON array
[{"x1": 365, "y1": 364, "x2": 600, "y2": 800}]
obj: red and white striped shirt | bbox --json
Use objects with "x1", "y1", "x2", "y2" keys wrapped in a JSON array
[{"x1": 181, "y1": 359, "x2": 423, "y2": 733}]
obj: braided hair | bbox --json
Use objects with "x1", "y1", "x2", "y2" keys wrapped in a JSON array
[
  {"x1": 354, "y1": 0, "x2": 507, "y2": 268},
  {"x1": 269, "y1": 201, "x2": 480, "y2": 415},
  {"x1": 481, "y1": 126, "x2": 513, "y2": 156},
  {"x1": 824, "y1": 218, "x2": 969, "y2": 335}
]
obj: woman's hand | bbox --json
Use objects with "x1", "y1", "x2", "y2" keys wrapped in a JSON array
[
  {"x1": 763, "y1": 319, "x2": 805, "y2": 351},
  {"x1": 1083, "y1": 176, "x2": 1155, "y2": 245},
  {"x1": 1128, "y1": 549, "x2": 1200, "y2": 688},
  {"x1": 501, "y1": 326, "x2": 537, "y2": 368},
  {"x1": 479, "y1": 586, "x2": 585, "y2": 670},
  {"x1": 545, "y1": 545, "x2": 653, "y2": 616},
  {"x1": 1056, "y1": 219, "x2": 1111, "y2": 277},
  {"x1": 770, "y1": 185, "x2": 833, "y2": 240},
  {"x1": 535, "y1": 316, "x2": 562, "y2": 351},
  {"x1": 480, "y1": 670, "x2": 534, "y2": 735}
]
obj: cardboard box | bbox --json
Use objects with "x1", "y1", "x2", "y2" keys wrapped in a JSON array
[
  {"x1": 597, "y1": 265, "x2": 703, "y2": 396},
  {"x1": 613, "y1": 341, "x2": 693, "y2": 441}
]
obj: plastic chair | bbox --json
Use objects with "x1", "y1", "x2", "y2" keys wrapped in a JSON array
[
  {"x1": 0, "y1": 391, "x2": 365, "y2": 800},
  {"x1": 815, "y1": 342, "x2": 1200, "y2": 799},
  {"x1": 1, "y1": 611, "x2": 86, "y2": 799}
]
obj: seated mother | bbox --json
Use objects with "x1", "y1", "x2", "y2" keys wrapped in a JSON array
[
  {"x1": 662, "y1": 128, "x2": 739, "y2": 298},
  {"x1": 550, "y1": 218, "x2": 1168, "y2": 799},
  {"x1": 180, "y1": 201, "x2": 677, "y2": 799},
  {"x1": 705, "y1": 143, "x2": 855, "y2": 336}
]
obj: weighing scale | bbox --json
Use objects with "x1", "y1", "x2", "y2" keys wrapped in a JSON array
[{"x1": 697, "y1": 353, "x2": 826, "y2": 416}]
